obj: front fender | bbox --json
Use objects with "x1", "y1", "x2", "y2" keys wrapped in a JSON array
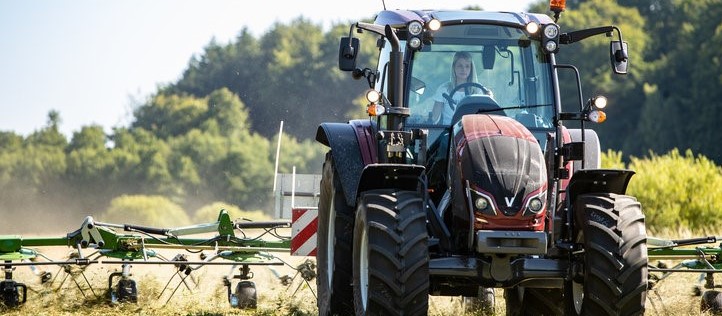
[
  {"x1": 316, "y1": 120, "x2": 377, "y2": 206},
  {"x1": 566, "y1": 169, "x2": 635, "y2": 202}
]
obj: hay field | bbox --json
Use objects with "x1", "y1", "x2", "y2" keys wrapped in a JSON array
[{"x1": 4, "y1": 228, "x2": 721, "y2": 315}]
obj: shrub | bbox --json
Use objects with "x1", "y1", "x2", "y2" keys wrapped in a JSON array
[
  {"x1": 192, "y1": 201, "x2": 271, "y2": 223},
  {"x1": 101, "y1": 194, "x2": 190, "y2": 227},
  {"x1": 603, "y1": 149, "x2": 722, "y2": 230}
]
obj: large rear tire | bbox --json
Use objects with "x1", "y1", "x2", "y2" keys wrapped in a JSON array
[
  {"x1": 353, "y1": 190, "x2": 429, "y2": 315},
  {"x1": 317, "y1": 152, "x2": 355, "y2": 315},
  {"x1": 566, "y1": 193, "x2": 647, "y2": 315}
]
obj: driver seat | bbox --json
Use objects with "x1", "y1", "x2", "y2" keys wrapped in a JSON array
[{"x1": 450, "y1": 95, "x2": 503, "y2": 126}]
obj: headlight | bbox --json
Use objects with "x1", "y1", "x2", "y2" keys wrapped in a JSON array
[
  {"x1": 545, "y1": 41, "x2": 558, "y2": 53},
  {"x1": 541, "y1": 24, "x2": 560, "y2": 54},
  {"x1": 408, "y1": 21, "x2": 423, "y2": 36},
  {"x1": 522, "y1": 192, "x2": 547, "y2": 217},
  {"x1": 408, "y1": 37, "x2": 422, "y2": 49},
  {"x1": 471, "y1": 189, "x2": 496, "y2": 216},
  {"x1": 544, "y1": 24, "x2": 559, "y2": 39},
  {"x1": 475, "y1": 197, "x2": 489, "y2": 210}
]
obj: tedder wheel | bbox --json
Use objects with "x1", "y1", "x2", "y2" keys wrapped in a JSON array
[
  {"x1": 316, "y1": 152, "x2": 355, "y2": 315},
  {"x1": 701, "y1": 290, "x2": 722, "y2": 314},
  {"x1": 352, "y1": 189, "x2": 429, "y2": 315},
  {"x1": 116, "y1": 279, "x2": 138, "y2": 303},
  {"x1": 462, "y1": 287, "x2": 495, "y2": 315},
  {"x1": 566, "y1": 193, "x2": 648, "y2": 315},
  {"x1": 504, "y1": 287, "x2": 563, "y2": 316},
  {"x1": 234, "y1": 281, "x2": 257, "y2": 309}
]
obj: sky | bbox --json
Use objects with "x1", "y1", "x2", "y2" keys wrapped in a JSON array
[{"x1": 0, "y1": 0, "x2": 537, "y2": 138}]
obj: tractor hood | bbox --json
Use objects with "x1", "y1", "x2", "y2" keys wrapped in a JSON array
[{"x1": 452, "y1": 114, "x2": 547, "y2": 230}]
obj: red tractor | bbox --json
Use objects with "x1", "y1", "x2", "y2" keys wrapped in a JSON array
[{"x1": 315, "y1": 2, "x2": 647, "y2": 315}]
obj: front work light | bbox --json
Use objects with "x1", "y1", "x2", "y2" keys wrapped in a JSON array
[
  {"x1": 541, "y1": 24, "x2": 560, "y2": 54},
  {"x1": 408, "y1": 37, "x2": 422, "y2": 49},
  {"x1": 408, "y1": 21, "x2": 423, "y2": 36}
]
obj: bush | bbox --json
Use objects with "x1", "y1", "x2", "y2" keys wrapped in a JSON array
[
  {"x1": 101, "y1": 194, "x2": 190, "y2": 227},
  {"x1": 192, "y1": 201, "x2": 271, "y2": 223},
  {"x1": 603, "y1": 149, "x2": 722, "y2": 231}
]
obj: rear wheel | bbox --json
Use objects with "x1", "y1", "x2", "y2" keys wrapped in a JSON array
[
  {"x1": 353, "y1": 190, "x2": 429, "y2": 315},
  {"x1": 566, "y1": 193, "x2": 648, "y2": 315},
  {"x1": 316, "y1": 152, "x2": 355, "y2": 315}
]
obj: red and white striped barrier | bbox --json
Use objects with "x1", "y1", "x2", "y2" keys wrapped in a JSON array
[{"x1": 291, "y1": 208, "x2": 317, "y2": 256}]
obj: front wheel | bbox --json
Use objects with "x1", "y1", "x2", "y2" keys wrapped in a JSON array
[
  {"x1": 566, "y1": 193, "x2": 648, "y2": 315},
  {"x1": 316, "y1": 152, "x2": 355, "y2": 315},
  {"x1": 352, "y1": 190, "x2": 429, "y2": 315}
]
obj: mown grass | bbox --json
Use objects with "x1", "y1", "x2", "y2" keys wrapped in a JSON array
[{"x1": 4, "y1": 227, "x2": 722, "y2": 315}]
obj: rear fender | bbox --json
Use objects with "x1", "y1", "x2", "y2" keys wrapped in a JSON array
[{"x1": 316, "y1": 120, "x2": 378, "y2": 206}]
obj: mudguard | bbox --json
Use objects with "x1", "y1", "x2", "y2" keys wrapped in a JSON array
[
  {"x1": 565, "y1": 169, "x2": 635, "y2": 202},
  {"x1": 316, "y1": 119, "x2": 378, "y2": 206}
]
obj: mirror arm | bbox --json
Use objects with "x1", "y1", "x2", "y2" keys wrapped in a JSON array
[{"x1": 560, "y1": 25, "x2": 622, "y2": 45}]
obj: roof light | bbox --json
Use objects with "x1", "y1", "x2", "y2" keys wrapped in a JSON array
[
  {"x1": 428, "y1": 19, "x2": 441, "y2": 31},
  {"x1": 592, "y1": 95, "x2": 608, "y2": 109},
  {"x1": 526, "y1": 22, "x2": 540, "y2": 34},
  {"x1": 365, "y1": 89, "x2": 380, "y2": 103}
]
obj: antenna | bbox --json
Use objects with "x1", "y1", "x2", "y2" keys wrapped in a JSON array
[
  {"x1": 382, "y1": 0, "x2": 386, "y2": 10},
  {"x1": 272, "y1": 121, "x2": 283, "y2": 193}
]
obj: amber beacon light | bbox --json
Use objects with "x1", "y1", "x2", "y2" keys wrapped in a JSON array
[{"x1": 550, "y1": 0, "x2": 566, "y2": 21}]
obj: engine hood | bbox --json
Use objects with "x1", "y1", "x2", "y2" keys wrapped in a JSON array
[{"x1": 452, "y1": 114, "x2": 547, "y2": 229}]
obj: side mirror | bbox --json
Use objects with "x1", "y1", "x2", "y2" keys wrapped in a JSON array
[
  {"x1": 339, "y1": 37, "x2": 360, "y2": 71},
  {"x1": 610, "y1": 41, "x2": 629, "y2": 74}
]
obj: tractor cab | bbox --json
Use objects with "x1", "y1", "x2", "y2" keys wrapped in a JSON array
[{"x1": 403, "y1": 22, "x2": 555, "y2": 145}]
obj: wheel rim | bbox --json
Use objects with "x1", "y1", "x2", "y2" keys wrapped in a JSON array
[
  {"x1": 359, "y1": 226, "x2": 369, "y2": 309},
  {"x1": 326, "y1": 195, "x2": 336, "y2": 289},
  {"x1": 572, "y1": 281, "x2": 583, "y2": 313}
]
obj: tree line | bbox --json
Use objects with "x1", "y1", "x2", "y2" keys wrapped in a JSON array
[{"x1": 1, "y1": 0, "x2": 720, "y2": 232}]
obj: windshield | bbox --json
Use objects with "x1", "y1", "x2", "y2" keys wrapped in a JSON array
[{"x1": 405, "y1": 24, "x2": 554, "y2": 142}]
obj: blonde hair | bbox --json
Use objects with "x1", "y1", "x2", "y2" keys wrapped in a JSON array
[{"x1": 445, "y1": 51, "x2": 481, "y2": 94}]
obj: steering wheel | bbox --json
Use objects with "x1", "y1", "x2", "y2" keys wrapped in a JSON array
[{"x1": 442, "y1": 82, "x2": 493, "y2": 110}]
